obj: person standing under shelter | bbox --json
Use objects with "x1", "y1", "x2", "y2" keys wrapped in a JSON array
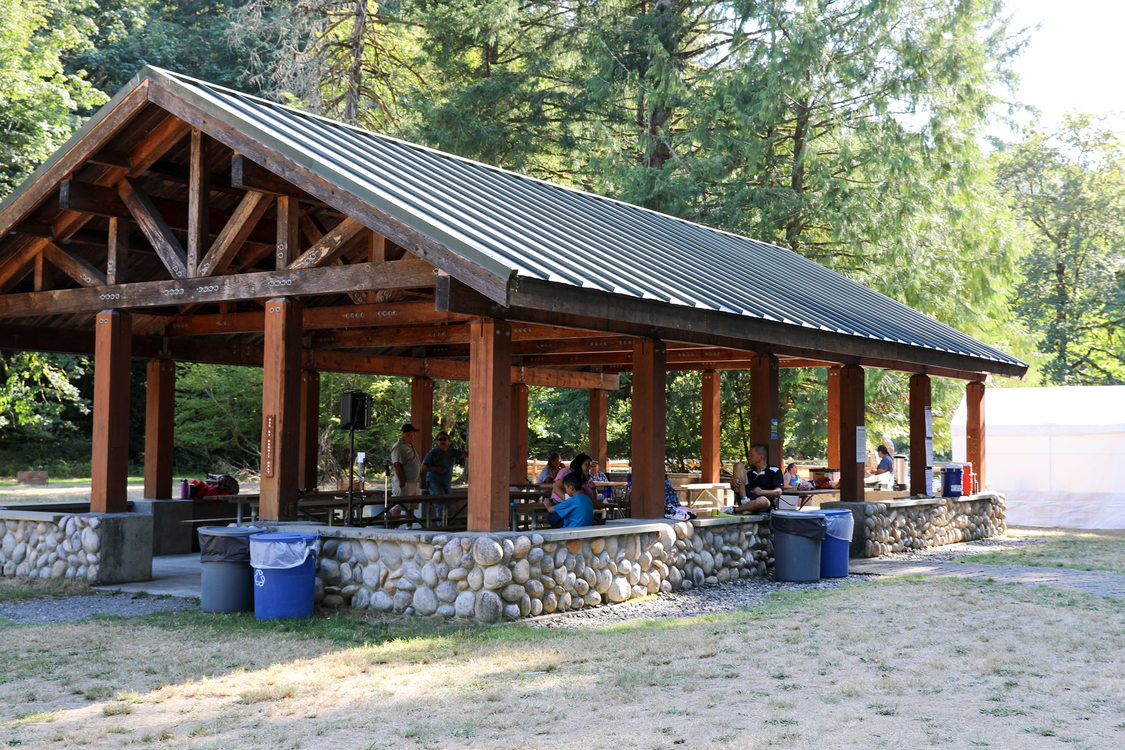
[
  {"x1": 864, "y1": 445, "x2": 894, "y2": 489},
  {"x1": 421, "y1": 431, "x2": 468, "y2": 495},
  {"x1": 390, "y1": 423, "x2": 422, "y2": 496},
  {"x1": 732, "y1": 443, "x2": 783, "y2": 513}
]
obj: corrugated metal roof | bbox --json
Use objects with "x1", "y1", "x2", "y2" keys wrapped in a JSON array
[{"x1": 3, "y1": 67, "x2": 1027, "y2": 369}]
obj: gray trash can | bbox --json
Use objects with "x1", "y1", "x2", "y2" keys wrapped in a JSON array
[
  {"x1": 770, "y1": 510, "x2": 827, "y2": 582},
  {"x1": 198, "y1": 526, "x2": 255, "y2": 613}
]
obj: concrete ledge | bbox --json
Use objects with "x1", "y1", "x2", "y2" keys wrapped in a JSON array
[
  {"x1": 251, "y1": 518, "x2": 680, "y2": 543},
  {"x1": 0, "y1": 509, "x2": 69, "y2": 523},
  {"x1": 691, "y1": 514, "x2": 769, "y2": 527}
]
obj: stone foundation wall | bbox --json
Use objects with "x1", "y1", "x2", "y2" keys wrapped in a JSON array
[
  {"x1": 296, "y1": 517, "x2": 772, "y2": 624},
  {"x1": 1, "y1": 514, "x2": 105, "y2": 582},
  {"x1": 822, "y1": 493, "x2": 1005, "y2": 558},
  {"x1": 0, "y1": 510, "x2": 152, "y2": 584}
]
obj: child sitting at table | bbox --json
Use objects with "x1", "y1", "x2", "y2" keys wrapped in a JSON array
[{"x1": 544, "y1": 471, "x2": 594, "y2": 528}]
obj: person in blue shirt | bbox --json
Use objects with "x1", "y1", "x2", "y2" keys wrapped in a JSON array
[
  {"x1": 785, "y1": 463, "x2": 801, "y2": 488},
  {"x1": 421, "y1": 431, "x2": 467, "y2": 495},
  {"x1": 544, "y1": 471, "x2": 594, "y2": 528},
  {"x1": 864, "y1": 445, "x2": 894, "y2": 489}
]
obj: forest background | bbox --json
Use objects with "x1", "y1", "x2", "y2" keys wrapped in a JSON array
[{"x1": 0, "y1": 0, "x2": 1121, "y2": 483}]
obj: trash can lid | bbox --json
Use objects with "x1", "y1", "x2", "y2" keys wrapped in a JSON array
[
  {"x1": 197, "y1": 526, "x2": 255, "y2": 537},
  {"x1": 816, "y1": 509, "x2": 852, "y2": 517},
  {"x1": 250, "y1": 532, "x2": 311, "y2": 543}
]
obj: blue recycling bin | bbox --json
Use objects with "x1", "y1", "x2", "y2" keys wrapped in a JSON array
[
  {"x1": 817, "y1": 509, "x2": 854, "y2": 578},
  {"x1": 250, "y1": 532, "x2": 319, "y2": 620}
]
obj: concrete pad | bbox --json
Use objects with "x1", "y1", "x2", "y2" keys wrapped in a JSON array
[{"x1": 97, "y1": 553, "x2": 201, "y2": 599}]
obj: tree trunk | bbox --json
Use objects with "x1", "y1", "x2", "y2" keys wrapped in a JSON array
[{"x1": 344, "y1": 0, "x2": 368, "y2": 124}]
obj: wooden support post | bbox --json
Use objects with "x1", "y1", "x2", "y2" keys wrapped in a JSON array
[
  {"x1": 468, "y1": 320, "x2": 511, "y2": 531},
  {"x1": 298, "y1": 370, "x2": 320, "y2": 492},
  {"x1": 750, "y1": 354, "x2": 781, "y2": 466},
  {"x1": 589, "y1": 389, "x2": 609, "y2": 470},
  {"x1": 837, "y1": 364, "x2": 865, "y2": 502},
  {"x1": 91, "y1": 310, "x2": 132, "y2": 513},
  {"x1": 827, "y1": 367, "x2": 841, "y2": 470},
  {"x1": 107, "y1": 216, "x2": 128, "y2": 284},
  {"x1": 411, "y1": 376, "x2": 435, "y2": 459},
  {"x1": 909, "y1": 374, "x2": 932, "y2": 497},
  {"x1": 511, "y1": 383, "x2": 530, "y2": 483},
  {"x1": 143, "y1": 358, "x2": 175, "y2": 499},
  {"x1": 631, "y1": 340, "x2": 667, "y2": 518},
  {"x1": 701, "y1": 370, "x2": 720, "y2": 483},
  {"x1": 259, "y1": 298, "x2": 302, "y2": 521},
  {"x1": 275, "y1": 195, "x2": 300, "y2": 269},
  {"x1": 966, "y1": 380, "x2": 986, "y2": 491},
  {"x1": 186, "y1": 129, "x2": 209, "y2": 276}
]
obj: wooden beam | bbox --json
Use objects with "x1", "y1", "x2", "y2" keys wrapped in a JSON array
[
  {"x1": 837, "y1": 364, "x2": 865, "y2": 502},
  {"x1": 167, "y1": 301, "x2": 462, "y2": 336},
  {"x1": 411, "y1": 376, "x2": 435, "y2": 458},
  {"x1": 40, "y1": 242, "x2": 106, "y2": 287},
  {"x1": 909, "y1": 373, "x2": 932, "y2": 497},
  {"x1": 446, "y1": 276, "x2": 1027, "y2": 380},
  {"x1": 511, "y1": 383, "x2": 529, "y2": 483},
  {"x1": 589, "y1": 388, "x2": 608, "y2": 471},
  {"x1": 197, "y1": 190, "x2": 273, "y2": 276},
  {"x1": 750, "y1": 354, "x2": 781, "y2": 466},
  {"x1": 631, "y1": 340, "x2": 666, "y2": 518},
  {"x1": 231, "y1": 153, "x2": 321, "y2": 202},
  {"x1": 0, "y1": 240, "x2": 41, "y2": 292},
  {"x1": 143, "y1": 358, "x2": 176, "y2": 499},
  {"x1": 91, "y1": 310, "x2": 132, "y2": 513},
  {"x1": 118, "y1": 177, "x2": 188, "y2": 279},
  {"x1": 701, "y1": 370, "x2": 721, "y2": 483},
  {"x1": 58, "y1": 179, "x2": 128, "y2": 218},
  {"x1": 288, "y1": 217, "x2": 366, "y2": 270},
  {"x1": 148, "y1": 81, "x2": 511, "y2": 306},
  {"x1": 310, "y1": 349, "x2": 618, "y2": 390},
  {"x1": 311, "y1": 321, "x2": 596, "y2": 350},
  {"x1": 298, "y1": 370, "x2": 320, "y2": 491},
  {"x1": 468, "y1": 319, "x2": 511, "y2": 531},
  {"x1": 275, "y1": 194, "x2": 300, "y2": 269},
  {"x1": 0, "y1": 260, "x2": 437, "y2": 319},
  {"x1": 827, "y1": 366, "x2": 841, "y2": 470},
  {"x1": 965, "y1": 380, "x2": 986, "y2": 491},
  {"x1": 259, "y1": 298, "x2": 302, "y2": 521},
  {"x1": 186, "y1": 129, "x2": 209, "y2": 276},
  {"x1": 107, "y1": 216, "x2": 128, "y2": 284}
]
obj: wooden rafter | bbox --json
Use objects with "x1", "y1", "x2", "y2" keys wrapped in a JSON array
[
  {"x1": 164, "y1": 300, "x2": 466, "y2": 336},
  {"x1": 40, "y1": 242, "x2": 107, "y2": 287},
  {"x1": 118, "y1": 177, "x2": 187, "y2": 279},
  {"x1": 186, "y1": 129, "x2": 209, "y2": 276},
  {"x1": 288, "y1": 217, "x2": 366, "y2": 270},
  {"x1": 197, "y1": 190, "x2": 273, "y2": 276}
]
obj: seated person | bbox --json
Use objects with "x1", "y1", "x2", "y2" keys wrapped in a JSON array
[
  {"x1": 864, "y1": 445, "x2": 895, "y2": 490},
  {"x1": 544, "y1": 471, "x2": 594, "y2": 528},
  {"x1": 732, "y1": 444, "x2": 783, "y2": 513},
  {"x1": 784, "y1": 462, "x2": 801, "y2": 488},
  {"x1": 588, "y1": 459, "x2": 609, "y2": 483},
  {"x1": 535, "y1": 453, "x2": 563, "y2": 484},
  {"x1": 551, "y1": 453, "x2": 595, "y2": 503}
]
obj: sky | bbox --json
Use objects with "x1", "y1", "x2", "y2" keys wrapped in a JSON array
[{"x1": 1004, "y1": 0, "x2": 1125, "y2": 132}]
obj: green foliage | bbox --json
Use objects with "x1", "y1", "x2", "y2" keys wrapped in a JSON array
[
  {"x1": 994, "y1": 115, "x2": 1125, "y2": 384},
  {"x1": 0, "y1": 0, "x2": 107, "y2": 194},
  {"x1": 0, "y1": 352, "x2": 90, "y2": 437},
  {"x1": 173, "y1": 363, "x2": 262, "y2": 472}
]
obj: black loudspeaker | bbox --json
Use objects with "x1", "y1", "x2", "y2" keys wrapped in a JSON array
[{"x1": 340, "y1": 391, "x2": 372, "y2": 430}]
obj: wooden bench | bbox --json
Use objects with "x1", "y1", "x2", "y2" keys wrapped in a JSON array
[{"x1": 16, "y1": 471, "x2": 48, "y2": 486}]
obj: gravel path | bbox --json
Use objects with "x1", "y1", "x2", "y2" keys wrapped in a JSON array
[
  {"x1": 526, "y1": 534, "x2": 1054, "y2": 630},
  {"x1": 0, "y1": 592, "x2": 197, "y2": 624},
  {"x1": 0, "y1": 534, "x2": 1101, "y2": 627}
]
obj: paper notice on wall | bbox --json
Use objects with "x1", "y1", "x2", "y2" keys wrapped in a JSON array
[
  {"x1": 924, "y1": 406, "x2": 933, "y2": 439},
  {"x1": 925, "y1": 437, "x2": 934, "y2": 465},
  {"x1": 856, "y1": 426, "x2": 867, "y2": 463}
]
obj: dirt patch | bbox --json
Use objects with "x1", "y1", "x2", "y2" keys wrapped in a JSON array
[{"x1": 1, "y1": 577, "x2": 1122, "y2": 748}]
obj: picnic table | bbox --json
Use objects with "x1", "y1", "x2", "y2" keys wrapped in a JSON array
[{"x1": 780, "y1": 488, "x2": 841, "y2": 510}]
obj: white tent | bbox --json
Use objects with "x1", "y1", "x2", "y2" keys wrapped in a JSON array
[{"x1": 951, "y1": 386, "x2": 1125, "y2": 529}]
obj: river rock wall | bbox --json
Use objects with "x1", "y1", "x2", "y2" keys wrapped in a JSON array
[
  {"x1": 311, "y1": 517, "x2": 772, "y2": 623},
  {"x1": 0, "y1": 516, "x2": 103, "y2": 582},
  {"x1": 823, "y1": 494, "x2": 1005, "y2": 558}
]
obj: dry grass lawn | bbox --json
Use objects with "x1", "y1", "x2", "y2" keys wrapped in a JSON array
[
  {"x1": 1, "y1": 575, "x2": 1123, "y2": 749},
  {"x1": 964, "y1": 527, "x2": 1125, "y2": 575}
]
